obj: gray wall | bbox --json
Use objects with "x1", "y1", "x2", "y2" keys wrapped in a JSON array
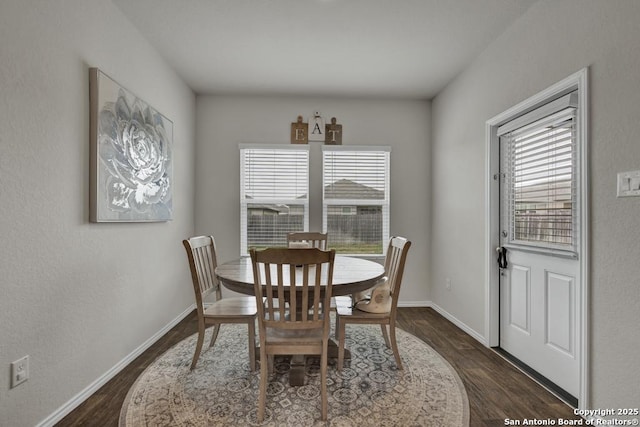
[
  {"x1": 431, "y1": 0, "x2": 640, "y2": 410},
  {"x1": 0, "y1": 1, "x2": 196, "y2": 425},
  {"x1": 194, "y1": 96, "x2": 431, "y2": 305},
  {"x1": 3, "y1": 0, "x2": 639, "y2": 424}
]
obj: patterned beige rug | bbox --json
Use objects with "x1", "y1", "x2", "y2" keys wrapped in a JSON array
[{"x1": 120, "y1": 320, "x2": 469, "y2": 426}]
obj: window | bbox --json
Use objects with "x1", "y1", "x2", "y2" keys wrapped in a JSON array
[
  {"x1": 322, "y1": 146, "x2": 390, "y2": 255},
  {"x1": 240, "y1": 144, "x2": 309, "y2": 255},
  {"x1": 499, "y1": 91, "x2": 579, "y2": 255}
]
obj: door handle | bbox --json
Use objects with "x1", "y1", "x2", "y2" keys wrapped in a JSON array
[{"x1": 496, "y1": 246, "x2": 508, "y2": 269}]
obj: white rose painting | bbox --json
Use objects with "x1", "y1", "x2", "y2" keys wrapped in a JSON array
[{"x1": 90, "y1": 68, "x2": 173, "y2": 222}]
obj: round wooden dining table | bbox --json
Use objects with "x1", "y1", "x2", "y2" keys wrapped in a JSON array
[
  {"x1": 215, "y1": 255, "x2": 386, "y2": 386},
  {"x1": 215, "y1": 255, "x2": 386, "y2": 297}
]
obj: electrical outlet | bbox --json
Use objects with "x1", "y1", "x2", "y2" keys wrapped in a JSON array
[
  {"x1": 446, "y1": 278, "x2": 451, "y2": 291},
  {"x1": 11, "y1": 355, "x2": 29, "y2": 388}
]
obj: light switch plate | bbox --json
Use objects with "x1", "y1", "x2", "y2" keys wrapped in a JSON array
[
  {"x1": 617, "y1": 170, "x2": 640, "y2": 197},
  {"x1": 11, "y1": 355, "x2": 29, "y2": 388}
]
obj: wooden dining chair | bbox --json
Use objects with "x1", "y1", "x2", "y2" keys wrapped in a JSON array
[
  {"x1": 287, "y1": 231, "x2": 328, "y2": 250},
  {"x1": 183, "y1": 235, "x2": 258, "y2": 371},
  {"x1": 250, "y1": 247, "x2": 336, "y2": 422},
  {"x1": 287, "y1": 232, "x2": 342, "y2": 310},
  {"x1": 335, "y1": 236, "x2": 412, "y2": 370}
]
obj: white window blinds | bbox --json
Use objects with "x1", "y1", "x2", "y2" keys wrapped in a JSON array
[
  {"x1": 240, "y1": 145, "x2": 309, "y2": 255},
  {"x1": 499, "y1": 92, "x2": 578, "y2": 254},
  {"x1": 322, "y1": 146, "x2": 390, "y2": 255}
]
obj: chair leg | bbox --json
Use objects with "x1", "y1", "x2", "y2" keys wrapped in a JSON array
[
  {"x1": 335, "y1": 315, "x2": 340, "y2": 340},
  {"x1": 389, "y1": 321, "x2": 403, "y2": 370},
  {"x1": 257, "y1": 348, "x2": 268, "y2": 423},
  {"x1": 337, "y1": 319, "x2": 346, "y2": 371},
  {"x1": 247, "y1": 320, "x2": 257, "y2": 371},
  {"x1": 380, "y1": 324, "x2": 391, "y2": 348},
  {"x1": 191, "y1": 324, "x2": 206, "y2": 370},
  {"x1": 209, "y1": 324, "x2": 221, "y2": 348},
  {"x1": 320, "y1": 346, "x2": 328, "y2": 421},
  {"x1": 268, "y1": 355, "x2": 274, "y2": 374}
]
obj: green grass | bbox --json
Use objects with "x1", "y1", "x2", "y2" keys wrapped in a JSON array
[
  {"x1": 329, "y1": 243, "x2": 382, "y2": 254},
  {"x1": 248, "y1": 243, "x2": 383, "y2": 255}
]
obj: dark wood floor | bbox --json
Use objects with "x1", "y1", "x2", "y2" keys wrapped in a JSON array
[{"x1": 56, "y1": 307, "x2": 581, "y2": 426}]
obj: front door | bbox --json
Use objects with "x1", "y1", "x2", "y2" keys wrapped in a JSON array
[{"x1": 497, "y1": 93, "x2": 581, "y2": 400}]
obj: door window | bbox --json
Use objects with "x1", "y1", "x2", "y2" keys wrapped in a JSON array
[{"x1": 499, "y1": 92, "x2": 579, "y2": 256}]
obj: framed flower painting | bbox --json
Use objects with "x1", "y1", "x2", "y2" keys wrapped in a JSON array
[{"x1": 89, "y1": 68, "x2": 173, "y2": 222}]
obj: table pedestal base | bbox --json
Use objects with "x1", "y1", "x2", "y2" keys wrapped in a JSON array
[
  {"x1": 289, "y1": 355, "x2": 306, "y2": 386},
  {"x1": 289, "y1": 340, "x2": 350, "y2": 386},
  {"x1": 258, "y1": 340, "x2": 350, "y2": 386}
]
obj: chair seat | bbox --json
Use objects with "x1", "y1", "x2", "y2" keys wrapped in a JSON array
[
  {"x1": 204, "y1": 296, "x2": 258, "y2": 317},
  {"x1": 265, "y1": 326, "x2": 323, "y2": 344}
]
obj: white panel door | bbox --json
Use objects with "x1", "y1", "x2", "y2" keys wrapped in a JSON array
[
  {"x1": 499, "y1": 249, "x2": 579, "y2": 396},
  {"x1": 498, "y1": 99, "x2": 581, "y2": 398}
]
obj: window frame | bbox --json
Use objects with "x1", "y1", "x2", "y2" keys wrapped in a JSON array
[
  {"x1": 239, "y1": 144, "x2": 310, "y2": 256},
  {"x1": 321, "y1": 145, "x2": 391, "y2": 257}
]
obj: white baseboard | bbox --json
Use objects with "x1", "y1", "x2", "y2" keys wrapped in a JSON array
[
  {"x1": 397, "y1": 300, "x2": 431, "y2": 307},
  {"x1": 36, "y1": 304, "x2": 195, "y2": 427},
  {"x1": 396, "y1": 300, "x2": 487, "y2": 346},
  {"x1": 428, "y1": 302, "x2": 488, "y2": 346}
]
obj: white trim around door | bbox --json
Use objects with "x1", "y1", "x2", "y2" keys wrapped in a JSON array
[{"x1": 484, "y1": 68, "x2": 589, "y2": 410}]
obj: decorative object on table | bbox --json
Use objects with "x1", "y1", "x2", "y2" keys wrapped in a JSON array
[
  {"x1": 308, "y1": 111, "x2": 325, "y2": 142},
  {"x1": 290, "y1": 115, "x2": 308, "y2": 144},
  {"x1": 351, "y1": 277, "x2": 392, "y2": 313},
  {"x1": 325, "y1": 117, "x2": 343, "y2": 145},
  {"x1": 89, "y1": 68, "x2": 173, "y2": 222},
  {"x1": 119, "y1": 319, "x2": 469, "y2": 426}
]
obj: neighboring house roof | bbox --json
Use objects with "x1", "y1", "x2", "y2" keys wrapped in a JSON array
[
  {"x1": 324, "y1": 179, "x2": 384, "y2": 200},
  {"x1": 247, "y1": 204, "x2": 291, "y2": 214},
  {"x1": 246, "y1": 180, "x2": 383, "y2": 215}
]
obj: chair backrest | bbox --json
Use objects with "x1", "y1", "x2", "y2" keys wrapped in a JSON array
[
  {"x1": 250, "y1": 247, "x2": 335, "y2": 333},
  {"x1": 384, "y1": 236, "x2": 412, "y2": 309},
  {"x1": 183, "y1": 236, "x2": 222, "y2": 314},
  {"x1": 287, "y1": 232, "x2": 328, "y2": 250}
]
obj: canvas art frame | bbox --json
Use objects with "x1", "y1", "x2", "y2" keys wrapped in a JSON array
[{"x1": 89, "y1": 68, "x2": 173, "y2": 222}]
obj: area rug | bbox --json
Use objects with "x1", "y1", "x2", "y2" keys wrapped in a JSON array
[{"x1": 120, "y1": 320, "x2": 469, "y2": 426}]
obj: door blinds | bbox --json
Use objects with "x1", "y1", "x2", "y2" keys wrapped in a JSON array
[{"x1": 499, "y1": 92, "x2": 578, "y2": 255}]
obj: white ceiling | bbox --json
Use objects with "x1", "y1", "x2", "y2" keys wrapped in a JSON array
[{"x1": 113, "y1": 0, "x2": 537, "y2": 99}]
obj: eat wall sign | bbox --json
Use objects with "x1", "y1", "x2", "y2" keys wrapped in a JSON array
[{"x1": 291, "y1": 112, "x2": 342, "y2": 145}]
